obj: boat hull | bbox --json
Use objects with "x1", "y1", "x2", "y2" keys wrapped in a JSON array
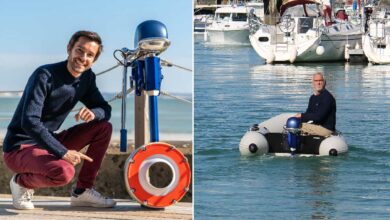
[
  {"x1": 249, "y1": 16, "x2": 363, "y2": 63},
  {"x1": 362, "y1": 34, "x2": 390, "y2": 64},
  {"x1": 297, "y1": 33, "x2": 361, "y2": 62},
  {"x1": 205, "y1": 28, "x2": 250, "y2": 45}
]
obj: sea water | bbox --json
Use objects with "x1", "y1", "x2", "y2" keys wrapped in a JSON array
[
  {"x1": 194, "y1": 36, "x2": 390, "y2": 219},
  {"x1": 0, "y1": 93, "x2": 192, "y2": 141}
]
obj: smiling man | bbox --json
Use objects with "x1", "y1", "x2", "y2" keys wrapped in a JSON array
[
  {"x1": 295, "y1": 72, "x2": 336, "y2": 136},
  {"x1": 2, "y1": 31, "x2": 116, "y2": 209}
]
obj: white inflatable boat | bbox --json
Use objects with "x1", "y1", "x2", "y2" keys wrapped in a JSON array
[{"x1": 239, "y1": 113, "x2": 348, "y2": 157}]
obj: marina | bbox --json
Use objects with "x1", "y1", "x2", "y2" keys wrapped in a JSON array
[{"x1": 196, "y1": 0, "x2": 390, "y2": 63}]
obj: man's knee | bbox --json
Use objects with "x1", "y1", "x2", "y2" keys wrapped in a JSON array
[
  {"x1": 96, "y1": 121, "x2": 112, "y2": 135},
  {"x1": 47, "y1": 162, "x2": 75, "y2": 186}
]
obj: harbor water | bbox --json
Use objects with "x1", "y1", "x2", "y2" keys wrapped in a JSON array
[{"x1": 194, "y1": 35, "x2": 390, "y2": 219}]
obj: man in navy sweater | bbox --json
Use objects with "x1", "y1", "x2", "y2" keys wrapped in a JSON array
[
  {"x1": 3, "y1": 31, "x2": 116, "y2": 209},
  {"x1": 295, "y1": 72, "x2": 336, "y2": 136}
]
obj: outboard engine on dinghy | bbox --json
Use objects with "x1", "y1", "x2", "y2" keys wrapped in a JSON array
[{"x1": 284, "y1": 117, "x2": 301, "y2": 154}]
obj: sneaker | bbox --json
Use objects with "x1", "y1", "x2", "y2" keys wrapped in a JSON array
[
  {"x1": 9, "y1": 174, "x2": 35, "y2": 210},
  {"x1": 70, "y1": 188, "x2": 116, "y2": 208}
]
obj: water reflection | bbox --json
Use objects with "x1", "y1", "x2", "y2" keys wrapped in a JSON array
[
  {"x1": 305, "y1": 158, "x2": 338, "y2": 219},
  {"x1": 250, "y1": 64, "x2": 324, "y2": 96},
  {"x1": 285, "y1": 157, "x2": 339, "y2": 219},
  {"x1": 361, "y1": 65, "x2": 390, "y2": 98}
]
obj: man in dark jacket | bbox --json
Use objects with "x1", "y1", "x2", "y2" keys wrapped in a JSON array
[
  {"x1": 296, "y1": 72, "x2": 336, "y2": 136},
  {"x1": 3, "y1": 31, "x2": 116, "y2": 209}
]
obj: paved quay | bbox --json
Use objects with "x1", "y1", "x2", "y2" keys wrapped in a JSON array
[{"x1": 0, "y1": 194, "x2": 192, "y2": 220}]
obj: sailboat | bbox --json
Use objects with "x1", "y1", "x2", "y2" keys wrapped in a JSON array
[
  {"x1": 362, "y1": 9, "x2": 390, "y2": 64},
  {"x1": 249, "y1": 0, "x2": 363, "y2": 63}
]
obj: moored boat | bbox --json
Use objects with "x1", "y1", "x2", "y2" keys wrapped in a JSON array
[
  {"x1": 204, "y1": 4, "x2": 251, "y2": 44},
  {"x1": 362, "y1": 9, "x2": 390, "y2": 64},
  {"x1": 248, "y1": 0, "x2": 363, "y2": 63}
]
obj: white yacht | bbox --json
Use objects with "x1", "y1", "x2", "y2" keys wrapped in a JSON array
[
  {"x1": 249, "y1": 0, "x2": 363, "y2": 63},
  {"x1": 204, "y1": 5, "x2": 251, "y2": 44}
]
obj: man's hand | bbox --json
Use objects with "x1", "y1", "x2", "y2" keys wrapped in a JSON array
[
  {"x1": 75, "y1": 107, "x2": 95, "y2": 122},
  {"x1": 295, "y1": 113, "x2": 302, "y2": 118},
  {"x1": 62, "y1": 150, "x2": 93, "y2": 166}
]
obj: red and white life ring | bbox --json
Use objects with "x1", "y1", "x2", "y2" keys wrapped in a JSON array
[{"x1": 124, "y1": 142, "x2": 191, "y2": 208}]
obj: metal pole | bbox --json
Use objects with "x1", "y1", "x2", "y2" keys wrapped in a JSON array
[{"x1": 120, "y1": 57, "x2": 128, "y2": 152}]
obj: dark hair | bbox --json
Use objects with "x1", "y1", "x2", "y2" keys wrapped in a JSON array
[{"x1": 67, "y1": 30, "x2": 103, "y2": 61}]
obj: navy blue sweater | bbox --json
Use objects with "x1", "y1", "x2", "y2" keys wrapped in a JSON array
[
  {"x1": 301, "y1": 89, "x2": 336, "y2": 131},
  {"x1": 3, "y1": 61, "x2": 111, "y2": 158}
]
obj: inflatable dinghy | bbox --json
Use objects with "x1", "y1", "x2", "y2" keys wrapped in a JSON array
[{"x1": 239, "y1": 113, "x2": 348, "y2": 156}]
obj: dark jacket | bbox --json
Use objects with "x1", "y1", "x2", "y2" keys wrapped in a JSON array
[
  {"x1": 3, "y1": 60, "x2": 111, "y2": 158},
  {"x1": 301, "y1": 89, "x2": 336, "y2": 131}
]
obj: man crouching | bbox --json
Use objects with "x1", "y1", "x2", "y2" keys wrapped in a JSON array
[{"x1": 2, "y1": 30, "x2": 116, "y2": 209}]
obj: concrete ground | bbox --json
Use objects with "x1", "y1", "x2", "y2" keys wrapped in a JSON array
[{"x1": 0, "y1": 194, "x2": 192, "y2": 220}]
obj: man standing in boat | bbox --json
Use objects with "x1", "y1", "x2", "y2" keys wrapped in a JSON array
[
  {"x1": 295, "y1": 72, "x2": 336, "y2": 137},
  {"x1": 2, "y1": 31, "x2": 116, "y2": 209}
]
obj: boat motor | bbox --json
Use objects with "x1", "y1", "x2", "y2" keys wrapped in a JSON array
[
  {"x1": 117, "y1": 20, "x2": 191, "y2": 209},
  {"x1": 284, "y1": 117, "x2": 301, "y2": 154}
]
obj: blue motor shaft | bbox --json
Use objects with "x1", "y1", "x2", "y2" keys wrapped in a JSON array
[{"x1": 145, "y1": 56, "x2": 162, "y2": 142}]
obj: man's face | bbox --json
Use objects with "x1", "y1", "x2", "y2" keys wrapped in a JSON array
[
  {"x1": 312, "y1": 74, "x2": 325, "y2": 94},
  {"x1": 67, "y1": 36, "x2": 100, "y2": 76}
]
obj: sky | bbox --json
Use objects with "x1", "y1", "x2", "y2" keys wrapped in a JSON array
[{"x1": 0, "y1": 0, "x2": 193, "y2": 94}]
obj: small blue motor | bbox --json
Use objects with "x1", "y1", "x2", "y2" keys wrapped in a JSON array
[{"x1": 285, "y1": 117, "x2": 302, "y2": 153}]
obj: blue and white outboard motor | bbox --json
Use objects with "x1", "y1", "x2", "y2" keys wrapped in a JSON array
[{"x1": 284, "y1": 117, "x2": 301, "y2": 154}]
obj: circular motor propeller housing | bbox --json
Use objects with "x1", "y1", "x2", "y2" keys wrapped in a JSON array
[{"x1": 124, "y1": 142, "x2": 191, "y2": 208}]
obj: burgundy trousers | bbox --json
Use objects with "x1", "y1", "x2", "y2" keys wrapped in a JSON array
[{"x1": 3, "y1": 121, "x2": 112, "y2": 189}]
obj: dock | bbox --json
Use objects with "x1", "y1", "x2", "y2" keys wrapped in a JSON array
[{"x1": 0, "y1": 194, "x2": 192, "y2": 220}]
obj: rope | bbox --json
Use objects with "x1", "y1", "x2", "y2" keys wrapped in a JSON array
[
  {"x1": 160, "y1": 91, "x2": 192, "y2": 104},
  {"x1": 0, "y1": 63, "x2": 121, "y2": 95},
  {"x1": 0, "y1": 59, "x2": 191, "y2": 120},
  {"x1": 70, "y1": 88, "x2": 135, "y2": 112},
  {"x1": 0, "y1": 89, "x2": 190, "y2": 120},
  {"x1": 1, "y1": 59, "x2": 190, "y2": 95},
  {"x1": 0, "y1": 90, "x2": 23, "y2": 94},
  {"x1": 160, "y1": 59, "x2": 192, "y2": 72},
  {"x1": 95, "y1": 63, "x2": 121, "y2": 76},
  {"x1": 107, "y1": 88, "x2": 134, "y2": 102}
]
